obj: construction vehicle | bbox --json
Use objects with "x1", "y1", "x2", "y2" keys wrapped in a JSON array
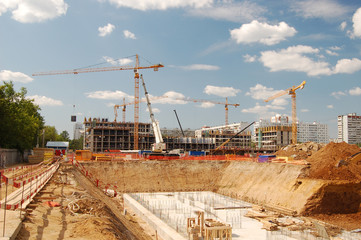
[
  {"x1": 33, "y1": 54, "x2": 164, "y2": 150},
  {"x1": 337, "y1": 151, "x2": 361, "y2": 167},
  {"x1": 140, "y1": 75, "x2": 166, "y2": 152},
  {"x1": 176, "y1": 97, "x2": 239, "y2": 126},
  {"x1": 140, "y1": 75, "x2": 181, "y2": 159},
  {"x1": 264, "y1": 81, "x2": 306, "y2": 144}
]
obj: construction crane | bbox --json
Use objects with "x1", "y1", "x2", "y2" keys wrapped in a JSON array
[
  {"x1": 32, "y1": 54, "x2": 164, "y2": 150},
  {"x1": 113, "y1": 96, "x2": 167, "y2": 122},
  {"x1": 264, "y1": 81, "x2": 306, "y2": 144},
  {"x1": 176, "y1": 97, "x2": 240, "y2": 126},
  {"x1": 140, "y1": 75, "x2": 166, "y2": 153}
]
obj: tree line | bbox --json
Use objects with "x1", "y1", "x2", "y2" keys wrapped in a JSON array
[{"x1": 0, "y1": 82, "x2": 83, "y2": 154}]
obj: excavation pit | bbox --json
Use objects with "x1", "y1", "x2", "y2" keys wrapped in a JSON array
[{"x1": 124, "y1": 191, "x2": 360, "y2": 240}]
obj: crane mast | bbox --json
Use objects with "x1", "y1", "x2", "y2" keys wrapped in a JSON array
[
  {"x1": 32, "y1": 54, "x2": 164, "y2": 150},
  {"x1": 264, "y1": 81, "x2": 306, "y2": 144},
  {"x1": 140, "y1": 74, "x2": 166, "y2": 152}
]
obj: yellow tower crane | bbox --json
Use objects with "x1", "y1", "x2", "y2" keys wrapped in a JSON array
[
  {"x1": 32, "y1": 54, "x2": 164, "y2": 150},
  {"x1": 264, "y1": 81, "x2": 306, "y2": 144}
]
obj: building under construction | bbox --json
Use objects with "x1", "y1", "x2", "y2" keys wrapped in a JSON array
[
  {"x1": 83, "y1": 118, "x2": 155, "y2": 152},
  {"x1": 83, "y1": 118, "x2": 253, "y2": 153},
  {"x1": 254, "y1": 116, "x2": 292, "y2": 151}
]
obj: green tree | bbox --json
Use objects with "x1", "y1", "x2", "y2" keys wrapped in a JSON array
[
  {"x1": 57, "y1": 130, "x2": 70, "y2": 141},
  {"x1": 42, "y1": 126, "x2": 58, "y2": 146},
  {"x1": 69, "y1": 136, "x2": 83, "y2": 150},
  {"x1": 0, "y1": 81, "x2": 44, "y2": 153}
]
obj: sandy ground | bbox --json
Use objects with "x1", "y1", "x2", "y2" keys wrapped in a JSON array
[{"x1": 15, "y1": 163, "x2": 157, "y2": 240}]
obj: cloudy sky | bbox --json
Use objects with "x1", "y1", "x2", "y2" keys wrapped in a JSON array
[{"x1": 1, "y1": 0, "x2": 361, "y2": 139}]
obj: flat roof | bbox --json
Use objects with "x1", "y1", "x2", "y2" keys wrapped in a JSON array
[{"x1": 46, "y1": 141, "x2": 69, "y2": 148}]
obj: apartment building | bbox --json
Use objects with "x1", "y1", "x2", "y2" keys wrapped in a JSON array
[
  {"x1": 338, "y1": 113, "x2": 361, "y2": 144},
  {"x1": 297, "y1": 122, "x2": 329, "y2": 143}
]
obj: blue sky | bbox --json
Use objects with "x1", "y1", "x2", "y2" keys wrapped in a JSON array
[{"x1": 1, "y1": 0, "x2": 361, "y2": 139}]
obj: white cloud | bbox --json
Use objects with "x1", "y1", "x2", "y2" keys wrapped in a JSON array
[
  {"x1": 340, "y1": 21, "x2": 347, "y2": 31},
  {"x1": 327, "y1": 105, "x2": 334, "y2": 109},
  {"x1": 325, "y1": 49, "x2": 338, "y2": 56},
  {"x1": 106, "y1": 0, "x2": 212, "y2": 11},
  {"x1": 241, "y1": 103, "x2": 284, "y2": 118},
  {"x1": 187, "y1": 1, "x2": 267, "y2": 23},
  {"x1": 349, "y1": 87, "x2": 361, "y2": 96},
  {"x1": 291, "y1": 0, "x2": 351, "y2": 20},
  {"x1": 259, "y1": 45, "x2": 361, "y2": 76},
  {"x1": 199, "y1": 102, "x2": 215, "y2": 108},
  {"x1": 0, "y1": 70, "x2": 33, "y2": 83},
  {"x1": 259, "y1": 45, "x2": 332, "y2": 76},
  {"x1": 0, "y1": 1, "x2": 17, "y2": 16},
  {"x1": 301, "y1": 109, "x2": 309, "y2": 112},
  {"x1": 0, "y1": 0, "x2": 68, "y2": 23},
  {"x1": 331, "y1": 91, "x2": 346, "y2": 99},
  {"x1": 102, "y1": 56, "x2": 133, "y2": 65},
  {"x1": 245, "y1": 84, "x2": 279, "y2": 100},
  {"x1": 246, "y1": 84, "x2": 289, "y2": 107},
  {"x1": 146, "y1": 107, "x2": 160, "y2": 113},
  {"x1": 329, "y1": 46, "x2": 341, "y2": 51},
  {"x1": 27, "y1": 95, "x2": 63, "y2": 106},
  {"x1": 123, "y1": 30, "x2": 136, "y2": 39},
  {"x1": 98, "y1": 23, "x2": 115, "y2": 37},
  {"x1": 86, "y1": 90, "x2": 131, "y2": 100},
  {"x1": 204, "y1": 85, "x2": 240, "y2": 97},
  {"x1": 179, "y1": 64, "x2": 220, "y2": 71},
  {"x1": 333, "y1": 58, "x2": 361, "y2": 74},
  {"x1": 243, "y1": 54, "x2": 257, "y2": 63},
  {"x1": 272, "y1": 97, "x2": 288, "y2": 106},
  {"x1": 160, "y1": 91, "x2": 188, "y2": 104},
  {"x1": 230, "y1": 20, "x2": 296, "y2": 46},
  {"x1": 350, "y1": 7, "x2": 361, "y2": 38}
]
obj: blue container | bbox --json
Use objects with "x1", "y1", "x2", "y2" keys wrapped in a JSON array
[{"x1": 188, "y1": 151, "x2": 206, "y2": 156}]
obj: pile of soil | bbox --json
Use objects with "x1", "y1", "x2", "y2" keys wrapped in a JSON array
[
  {"x1": 306, "y1": 142, "x2": 361, "y2": 181},
  {"x1": 275, "y1": 142, "x2": 325, "y2": 160}
]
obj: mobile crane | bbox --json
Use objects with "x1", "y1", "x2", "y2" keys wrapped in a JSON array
[{"x1": 140, "y1": 74, "x2": 166, "y2": 153}]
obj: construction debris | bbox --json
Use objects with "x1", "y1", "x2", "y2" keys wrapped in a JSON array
[{"x1": 275, "y1": 142, "x2": 326, "y2": 160}]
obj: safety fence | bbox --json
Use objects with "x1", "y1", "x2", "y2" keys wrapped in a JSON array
[
  {"x1": 0, "y1": 162, "x2": 59, "y2": 210},
  {"x1": 0, "y1": 160, "x2": 59, "y2": 237},
  {"x1": 70, "y1": 158, "x2": 120, "y2": 197}
]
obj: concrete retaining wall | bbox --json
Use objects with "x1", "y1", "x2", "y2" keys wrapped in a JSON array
[{"x1": 0, "y1": 148, "x2": 31, "y2": 167}]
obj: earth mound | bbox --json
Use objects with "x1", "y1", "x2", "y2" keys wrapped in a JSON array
[{"x1": 306, "y1": 142, "x2": 361, "y2": 181}]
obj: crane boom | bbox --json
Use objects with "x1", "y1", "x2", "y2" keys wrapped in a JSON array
[
  {"x1": 32, "y1": 54, "x2": 164, "y2": 150},
  {"x1": 140, "y1": 74, "x2": 165, "y2": 152},
  {"x1": 263, "y1": 81, "x2": 306, "y2": 144},
  {"x1": 32, "y1": 64, "x2": 164, "y2": 76}
]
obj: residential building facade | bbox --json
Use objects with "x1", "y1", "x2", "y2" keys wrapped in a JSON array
[
  {"x1": 338, "y1": 113, "x2": 361, "y2": 144},
  {"x1": 297, "y1": 122, "x2": 329, "y2": 143}
]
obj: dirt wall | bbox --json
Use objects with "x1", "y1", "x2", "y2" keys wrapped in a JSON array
[{"x1": 83, "y1": 160, "x2": 361, "y2": 215}]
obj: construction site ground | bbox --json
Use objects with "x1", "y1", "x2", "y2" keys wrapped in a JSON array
[
  {"x1": 2, "y1": 141, "x2": 360, "y2": 239},
  {"x1": 15, "y1": 163, "x2": 156, "y2": 240}
]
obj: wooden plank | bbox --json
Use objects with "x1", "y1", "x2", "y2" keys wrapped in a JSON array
[{"x1": 33, "y1": 197, "x2": 57, "y2": 200}]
